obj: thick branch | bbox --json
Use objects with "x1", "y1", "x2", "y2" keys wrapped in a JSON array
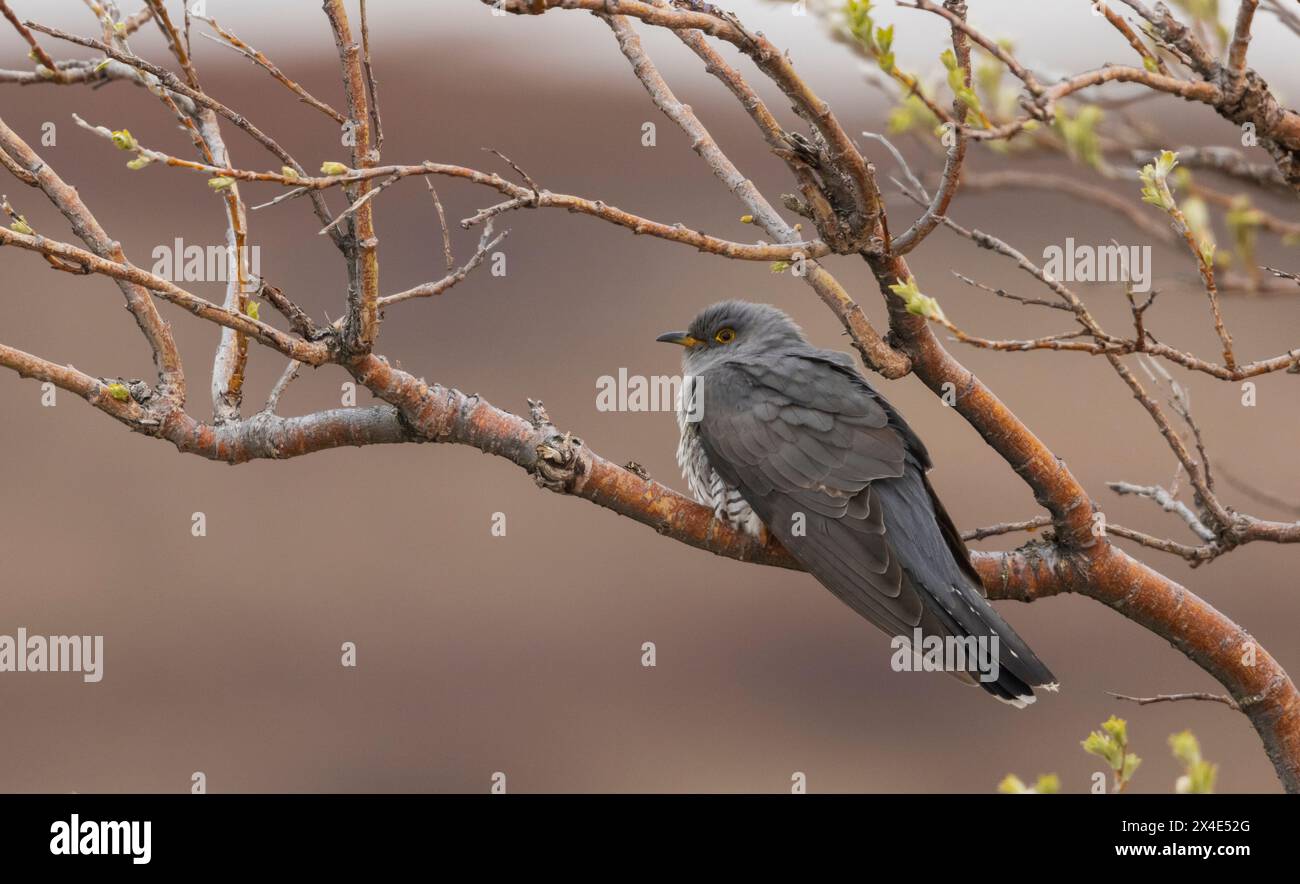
[{"x1": 324, "y1": 0, "x2": 380, "y2": 355}]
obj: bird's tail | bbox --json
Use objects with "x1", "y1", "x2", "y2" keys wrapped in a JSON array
[
  {"x1": 915, "y1": 578, "x2": 1058, "y2": 708},
  {"x1": 877, "y1": 468, "x2": 1058, "y2": 708}
]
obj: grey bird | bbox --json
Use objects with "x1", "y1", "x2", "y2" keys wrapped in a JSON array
[{"x1": 657, "y1": 300, "x2": 1057, "y2": 706}]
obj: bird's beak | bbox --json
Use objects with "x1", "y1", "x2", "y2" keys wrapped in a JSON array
[{"x1": 656, "y1": 331, "x2": 702, "y2": 348}]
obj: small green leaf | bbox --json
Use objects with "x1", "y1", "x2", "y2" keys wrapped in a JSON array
[
  {"x1": 1153, "y1": 149, "x2": 1179, "y2": 178},
  {"x1": 110, "y1": 128, "x2": 136, "y2": 151},
  {"x1": 844, "y1": 0, "x2": 876, "y2": 44},
  {"x1": 1101, "y1": 715, "x2": 1128, "y2": 745},
  {"x1": 1082, "y1": 731, "x2": 1122, "y2": 770},
  {"x1": 874, "y1": 24, "x2": 894, "y2": 54}
]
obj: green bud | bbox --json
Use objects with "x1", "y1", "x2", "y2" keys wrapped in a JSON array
[
  {"x1": 1170, "y1": 730, "x2": 1216, "y2": 793},
  {"x1": 1168, "y1": 730, "x2": 1200, "y2": 765},
  {"x1": 244, "y1": 301, "x2": 260, "y2": 321},
  {"x1": 1152, "y1": 149, "x2": 1179, "y2": 178},
  {"x1": 1138, "y1": 151, "x2": 1180, "y2": 212},
  {"x1": 110, "y1": 129, "x2": 136, "y2": 151},
  {"x1": 1033, "y1": 774, "x2": 1061, "y2": 794},
  {"x1": 9, "y1": 218, "x2": 34, "y2": 236},
  {"x1": 888, "y1": 276, "x2": 945, "y2": 321},
  {"x1": 105, "y1": 383, "x2": 131, "y2": 402},
  {"x1": 997, "y1": 772, "x2": 1058, "y2": 794},
  {"x1": 1197, "y1": 236, "x2": 1216, "y2": 267},
  {"x1": 997, "y1": 774, "x2": 1028, "y2": 794},
  {"x1": 281, "y1": 166, "x2": 299, "y2": 180},
  {"x1": 208, "y1": 176, "x2": 236, "y2": 191},
  {"x1": 320, "y1": 161, "x2": 350, "y2": 176},
  {"x1": 126, "y1": 156, "x2": 152, "y2": 170}
]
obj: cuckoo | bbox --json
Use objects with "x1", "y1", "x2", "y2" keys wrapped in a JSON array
[{"x1": 657, "y1": 301, "x2": 1057, "y2": 706}]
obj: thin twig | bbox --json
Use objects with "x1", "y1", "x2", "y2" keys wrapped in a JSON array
[{"x1": 1108, "y1": 690, "x2": 1240, "y2": 711}]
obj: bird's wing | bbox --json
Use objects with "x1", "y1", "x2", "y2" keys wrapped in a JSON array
[
  {"x1": 695, "y1": 352, "x2": 1056, "y2": 701},
  {"x1": 694, "y1": 354, "x2": 934, "y2": 638}
]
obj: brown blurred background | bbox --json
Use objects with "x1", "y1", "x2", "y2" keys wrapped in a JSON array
[{"x1": 0, "y1": 1, "x2": 1297, "y2": 793}]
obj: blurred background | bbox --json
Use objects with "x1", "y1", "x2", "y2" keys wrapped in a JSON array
[{"x1": 0, "y1": 0, "x2": 1297, "y2": 793}]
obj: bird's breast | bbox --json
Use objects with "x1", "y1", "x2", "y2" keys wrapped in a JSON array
[{"x1": 675, "y1": 410, "x2": 764, "y2": 538}]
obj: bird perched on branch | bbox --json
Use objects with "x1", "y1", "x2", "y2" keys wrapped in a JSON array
[{"x1": 657, "y1": 300, "x2": 1057, "y2": 706}]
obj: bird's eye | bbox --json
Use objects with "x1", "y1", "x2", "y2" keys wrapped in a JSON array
[{"x1": 714, "y1": 327, "x2": 736, "y2": 344}]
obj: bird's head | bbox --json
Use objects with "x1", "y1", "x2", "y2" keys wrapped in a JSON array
[{"x1": 656, "y1": 300, "x2": 806, "y2": 371}]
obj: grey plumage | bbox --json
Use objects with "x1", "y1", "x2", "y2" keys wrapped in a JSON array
[{"x1": 659, "y1": 300, "x2": 1057, "y2": 707}]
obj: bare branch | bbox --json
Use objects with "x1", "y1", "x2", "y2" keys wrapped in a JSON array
[
  {"x1": 195, "y1": 14, "x2": 347, "y2": 124},
  {"x1": 961, "y1": 516, "x2": 1051, "y2": 542},
  {"x1": 1109, "y1": 690, "x2": 1240, "y2": 711},
  {"x1": 263, "y1": 360, "x2": 301, "y2": 415},
  {"x1": 0, "y1": 226, "x2": 329, "y2": 366},
  {"x1": 0, "y1": 115, "x2": 184, "y2": 401},
  {"x1": 891, "y1": 0, "x2": 969, "y2": 255},
  {"x1": 1107, "y1": 481, "x2": 1218, "y2": 542},
  {"x1": 379, "y1": 223, "x2": 506, "y2": 306}
]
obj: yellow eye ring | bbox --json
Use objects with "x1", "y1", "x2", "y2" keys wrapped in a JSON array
[{"x1": 714, "y1": 327, "x2": 736, "y2": 344}]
